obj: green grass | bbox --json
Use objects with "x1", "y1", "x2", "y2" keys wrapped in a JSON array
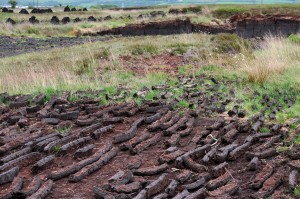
[
  {"x1": 294, "y1": 134, "x2": 300, "y2": 145},
  {"x1": 52, "y1": 145, "x2": 61, "y2": 153},
  {"x1": 80, "y1": 23, "x2": 95, "y2": 29},
  {"x1": 288, "y1": 34, "x2": 300, "y2": 44},
  {"x1": 145, "y1": 90, "x2": 160, "y2": 101},
  {"x1": 56, "y1": 126, "x2": 71, "y2": 135},
  {"x1": 212, "y1": 7, "x2": 248, "y2": 18},
  {"x1": 276, "y1": 146, "x2": 290, "y2": 153},
  {"x1": 176, "y1": 100, "x2": 190, "y2": 109},
  {"x1": 294, "y1": 185, "x2": 300, "y2": 197},
  {"x1": 211, "y1": 33, "x2": 252, "y2": 55},
  {"x1": 128, "y1": 44, "x2": 159, "y2": 55},
  {"x1": 178, "y1": 65, "x2": 193, "y2": 75},
  {"x1": 260, "y1": 127, "x2": 271, "y2": 134}
]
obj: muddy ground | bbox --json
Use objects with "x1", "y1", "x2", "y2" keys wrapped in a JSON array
[
  {"x1": 0, "y1": 36, "x2": 114, "y2": 58},
  {"x1": 0, "y1": 75, "x2": 299, "y2": 199}
]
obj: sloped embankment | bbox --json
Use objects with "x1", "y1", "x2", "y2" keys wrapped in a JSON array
[
  {"x1": 235, "y1": 15, "x2": 300, "y2": 38},
  {"x1": 83, "y1": 16, "x2": 300, "y2": 38},
  {"x1": 82, "y1": 19, "x2": 234, "y2": 36}
]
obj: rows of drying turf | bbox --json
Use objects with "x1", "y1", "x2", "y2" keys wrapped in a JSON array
[{"x1": 0, "y1": 74, "x2": 299, "y2": 198}]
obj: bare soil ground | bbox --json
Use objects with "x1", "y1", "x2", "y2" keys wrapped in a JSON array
[
  {"x1": 0, "y1": 74, "x2": 298, "y2": 199},
  {"x1": 119, "y1": 53, "x2": 194, "y2": 75},
  {"x1": 0, "y1": 36, "x2": 114, "y2": 58}
]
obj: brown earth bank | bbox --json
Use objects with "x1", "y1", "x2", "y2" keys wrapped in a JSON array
[
  {"x1": 234, "y1": 14, "x2": 300, "y2": 38},
  {"x1": 118, "y1": 53, "x2": 195, "y2": 75},
  {"x1": 82, "y1": 15, "x2": 300, "y2": 38},
  {"x1": 0, "y1": 74, "x2": 299, "y2": 199},
  {"x1": 82, "y1": 19, "x2": 234, "y2": 37}
]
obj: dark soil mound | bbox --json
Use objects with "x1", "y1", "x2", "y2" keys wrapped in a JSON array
[
  {"x1": 64, "y1": 6, "x2": 70, "y2": 12},
  {"x1": 19, "y1": 9, "x2": 29, "y2": 14},
  {"x1": 31, "y1": 8, "x2": 52, "y2": 14},
  {"x1": 62, "y1": 17, "x2": 71, "y2": 24},
  {"x1": 88, "y1": 16, "x2": 97, "y2": 22},
  {"x1": 29, "y1": 16, "x2": 39, "y2": 24},
  {"x1": 73, "y1": 17, "x2": 81, "y2": 23},
  {"x1": 50, "y1": 16, "x2": 60, "y2": 25},
  {"x1": 2, "y1": 8, "x2": 13, "y2": 13},
  {"x1": 104, "y1": 15, "x2": 112, "y2": 21},
  {"x1": 5, "y1": 18, "x2": 16, "y2": 25}
]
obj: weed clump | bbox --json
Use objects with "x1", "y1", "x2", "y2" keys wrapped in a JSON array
[
  {"x1": 295, "y1": 182, "x2": 300, "y2": 197},
  {"x1": 93, "y1": 47, "x2": 112, "y2": 60},
  {"x1": 182, "y1": 6, "x2": 202, "y2": 13},
  {"x1": 129, "y1": 44, "x2": 158, "y2": 55},
  {"x1": 211, "y1": 33, "x2": 252, "y2": 55},
  {"x1": 169, "y1": 43, "x2": 193, "y2": 55},
  {"x1": 212, "y1": 7, "x2": 248, "y2": 19},
  {"x1": 75, "y1": 58, "x2": 93, "y2": 76},
  {"x1": 288, "y1": 34, "x2": 300, "y2": 44}
]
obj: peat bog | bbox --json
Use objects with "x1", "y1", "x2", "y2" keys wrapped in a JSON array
[{"x1": 1, "y1": 4, "x2": 300, "y2": 199}]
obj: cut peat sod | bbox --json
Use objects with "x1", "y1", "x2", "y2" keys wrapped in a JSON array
[{"x1": 0, "y1": 74, "x2": 299, "y2": 199}]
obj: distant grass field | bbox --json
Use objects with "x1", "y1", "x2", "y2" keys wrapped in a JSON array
[{"x1": 1, "y1": 0, "x2": 300, "y2": 7}]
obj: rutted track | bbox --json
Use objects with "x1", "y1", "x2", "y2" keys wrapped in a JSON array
[{"x1": 0, "y1": 75, "x2": 299, "y2": 198}]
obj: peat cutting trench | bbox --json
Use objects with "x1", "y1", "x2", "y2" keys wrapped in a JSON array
[
  {"x1": 84, "y1": 15, "x2": 300, "y2": 38},
  {"x1": 0, "y1": 75, "x2": 299, "y2": 198}
]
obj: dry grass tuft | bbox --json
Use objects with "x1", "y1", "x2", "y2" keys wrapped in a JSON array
[{"x1": 243, "y1": 35, "x2": 300, "y2": 84}]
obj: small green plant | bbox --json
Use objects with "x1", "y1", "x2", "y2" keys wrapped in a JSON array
[
  {"x1": 288, "y1": 34, "x2": 300, "y2": 43},
  {"x1": 260, "y1": 127, "x2": 270, "y2": 134},
  {"x1": 294, "y1": 185, "x2": 300, "y2": 197},
  {"x1": 291, "y1": 122, "x2": 300, "y2": 130},
  {"x1": 56, "y1": 126, "x2": 71, "y2": 135},
  {"x1": 211, "y1": 33, "x2": 252, "y2": 55},
  {"x1": 44, "y1": 87, "x2": 57, "y2": 102},
  {"x1": 145, "y1": 90, "x2": 160, "y2": 101},
  {"x1": 68, "y1": 94, "x2": 80, "y2": 102},
  {"x1": 212, "y1": 7, "x2": 248, "y2": 19},
  {"x1": 294, "y1": 134, "x2": 300, "y2": 145},
  {"x1": 80, "y1": 23, "x2": 94, "y2": 29},
  {"x1": 93, "y1": 47, "x2": 112, "y2": 60},
  {"x1": 104, "y1": 86, "x2": 117, "y2": 95},
  {"x1": 0, "y1": 94, "x2": 7, "y2": 104},
  {"x1": 182, "y1": 6, "x2": 202, "y2": 13},
  {"x1": 75, "y1": 58, "x2": 94, "y2": 76},
  {"x1": 52, "y1": 145, "x2": 61, "y2": 153},
  {"x1": 176, "y1": 100, "x2": 190, "y2": 109},
  {"x1": 27, "y1": 27, "x2": 39, "y2": 35},
  {"x1": 100, "y1": 95, "x2": 108, "y2": 105},
  {"x1": 178, "y1": 65, "x2": 192, "y2": 75},
  {"x1": 129, "y1": 44, "x2": 158, "y2": 55},
  {"x1": 276, "y1": 146, "x2": 290, "y2": 153},
  {"x1": 134, "y1": 97, "x2": 144, "y2": 106}
]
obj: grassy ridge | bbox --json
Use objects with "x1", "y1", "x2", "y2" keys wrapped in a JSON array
[{"x1": 1, "y1": 33, "x2": 300, "y2": 123}]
